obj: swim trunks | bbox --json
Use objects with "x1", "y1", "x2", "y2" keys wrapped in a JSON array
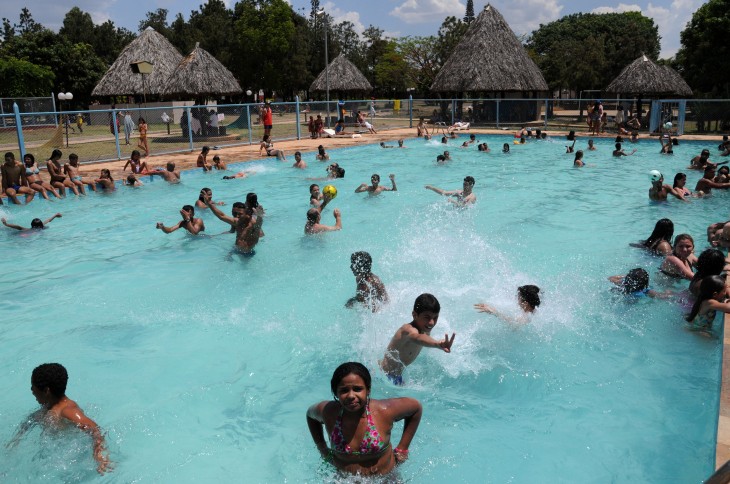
[{"x1": 386, "y1": 373, "x2": 404, "y2": 386}]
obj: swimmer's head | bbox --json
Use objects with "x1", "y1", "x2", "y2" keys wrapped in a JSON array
[
  {"x1": 649, "y1": 170, "x2": 662, "y2": 183},
  {"x1": 502, "y1": 144, "x2": 510, "y2": 153},
  {"x1": 588, "y1": 139, "x2": 594, "y2": 147},
  {"x1": 567, "y1": 131, "x2": 575, "y2": 141},
  {"x1": 295, "y1": 151, "x2": 302, "y2": 159},
  {"x1": 126, "y1": 175, "x2": 137, "y2": 185},
  {"x1": 701, "y1": 149, "x2": 710, "y2": 158},
  {"x1": 309, "y1": 184, "x2": 320, "y2": 195},
  {"x1": 350, "y1": 251, "x2": 372, "y2": 276},
  {"x1": 687, "y1": 275, "x2": 727, "y2": 322},
  {"x1": 232, "y1": 201, "x2": 245, "y2": 217},
  {"x1": 330, "y1": 362, "x2": 371, "y2": 397},
  {"x1": 673, "y1": 172, "x2": 686, "y2": 187},
  {"x1": 30, "y1": 218, "x2": 44, "y2": 229},
  {"x1": 398, "y1": 139, "x2": 404, "y2": 146},
  {"x1": 182, "y1": 205, "x2": 195, "y2": 217},
  {"x1": 50, "y1": 149, "x2": 62, "y2": 161},
  {"x1": 246, "y1": 192, "x2": 258, "y2": 208},
  {"x1": 199, "y1": 187, "x2": 212, "y2": 201},
  {"x1": 101, "y1": 168, "x2": 112, "y2": 180},
  {"x1": 470, "y1": 134, "x2": 476, "y2": 140},
  {"x1": 212, "y1": 155, "x2": 220, "y2": 163},
  {"x1": 575, "y1": 150, "x2": 584, "y2": 161},
  {"x1": 24, "y1": 153, "x2": 35, "y2": 165},
  {"x1": 705, "y1": 166, "x2": 716, "y2": 177},
  {"x1": 413, "y1": 293, "x2": 440, "y2": 315},
  {"x1": 695, "y1": 248, "x2": 726, "y2": 279},
  {"x1": 306, "y1": 208, "x2": 320, "y2": 223},
  {"x1": 371, "y1": 174, "x2": 380, "y2": 185},
  {"x1": 68, "y1": 153, "x2": 78, "y2": 164},
  {"x1": 719, "y1": 166, "x2": 730, "y2": 176},
  {"x1": 441, "y1": 137, "x2": 447, "y2": 143},
  {"x1": 540, "y1": 133, "x2": 547, "y2": 139},
  {"x1": 518, "y1": 285, "x2": 541, "y2": 310},
  {"x1": 31, "y1": 363, "x2": 68, "y2": 401},
  {"x1": 318, "y1": 145, "x2": 325, "y2": 155},
  {"x1": 436, "y1": 155, "x2": 446, "y2": 162},
  {"x1": 622, "y1": 268, "x2": 649, "y2": 294},
  {"x1": 463, "y1": 176, "x2": 475, "y2": 187},
  {"x1": 166, "y1": 162, "x2": 175, "y2": 171}
]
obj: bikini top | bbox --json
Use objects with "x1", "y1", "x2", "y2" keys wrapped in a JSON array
[
  {"x1": 330, "y1": 403, "x2": 387, "y2": 455},
  {"x1": 26, "y1": 167, "x2": 39, "y2": 175}
]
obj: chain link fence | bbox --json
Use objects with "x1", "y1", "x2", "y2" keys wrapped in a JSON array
[{"x1": 3, "y1": 98, "x2": 728, "y2": 164}]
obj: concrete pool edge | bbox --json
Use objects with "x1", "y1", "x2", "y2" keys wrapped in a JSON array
[{"x1": 717, "y1": 313, "x2": 730, "y2": 469}]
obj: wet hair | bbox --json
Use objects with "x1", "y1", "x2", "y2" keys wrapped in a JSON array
[
  {"x1": 615, "y1": 136, "x2": 623, "y2": 143},
  {"x1": 719, "y1": 166, "x2": 730, "y2": 176},
  {"x1": 5, "y1": 151, "x2": 14, "y2": 161},
  {"x1": 295, "y1": 151, "x2": 301, "y2": 157},
  {"x1": 126, "y1": 175, "x2": 137, "y2": 185},
  {"x1": 503, "y1": 143, "x2": 510, "y2": 152},
  {"x1": 32, "y1": 363, "x2": 68, "y2": 397},
  {"x1": 166, "y1": 162, "x2": 175, "y2": 171},
  {"x1": 371, "y1": 174, "x2": 380, "y2": 182},
  {"x1": 101, "y1": 168, "x2": 113, "y2": 182},
  {"x1": 330, "y1": 362, "x2": 371, "y2": 396},
  {"x1": 567, "y1": 131, "x2": 575, "y2": 141},
  {"x1": 213, "y1": 155, "x2": 220, "y2": 162},
  {"x1": 470, "y1": 134, "x2": 475, "y2": 140},
  {"x1": 518, "y1": 285, "x2": 541, "y2": 309},
  {"x1": 536, "y1": 129, "x2": 542, "y2": 138},
  {"x1": 138, "y1": 117, "x2": 146, "y2": 124},
  {"x1": 643, "y1": 218, "x2": 674, "y2": 249},
  {"x1": 69, "y1": 153, "x2": 78, "y2": 162},
  {"x1": 622, "y1": 268, "x2": 650, "y2": 294},
  {"x1": 673, "y1": 173, "x2": 686, "y2": 188},
  {"x1": 246, "y1": 192, "x2": 258, "y2": 208},
  {"x1": 24, "y1": 153, "x2": 35, "y2": 164},
  {"x1": 182, "y1": 204, "x2": 195, "y2": 215},
  {"x1": 437, "y1": 154, "x2": 446, "y2": 162},
  {"x1": 306, "y1": 208, "x2": 320, "y2": 223},
  {"x1": 691, "y1": 249, "x2": 726, "y2": 286},
  {"x1": 30, "y1": 218, "x2": 44, "y2": 229},
  {"x1": 232, "y1": 201, "x2": 245, "y2": 210},
  {"x1": 198, "y1": 187, "x2": 212, "y2": 201},
  {"x1": 351, "y1": 251, "x2": 372, "y2": 274},
  {"x1": 464, "y1": 176, "x2": 475, "y2": 186},
  {"x1": 309, "y1": 184, "x2": 319, "y2": 193},
  {"x1": 336, "y1": 167, "x2": 345, "y2": 178},
  {"x1": 615, "y1": 142, "x2": 622, "y2": 150},
  {"x1": 318, "y1": 145, "x2": 326, "y2": 154},
  {"x1": 574, "y1": 150, "x2": 584, "y2": 162},
  {"x1": 413, "y1": 293, "x2": 440, "y2": 314},
  {"x1": 588, "y1": 139, "x2": 594, "y2": 145},
  {"x1": 686, "y1": 275, "x2": 726, "y2": 322},
  {"x1": 202, "y1": 146, "x2": 210, "y2": 154},
  {"x1": 50, "y1": 149, "x2": 62, "y2": 160},
  {"x1": 131, "y1": 150, "x2": 141, "y2": 158}
]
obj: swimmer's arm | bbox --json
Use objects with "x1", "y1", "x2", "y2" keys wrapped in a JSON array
[
  {"x1": 387, "y1": 397, "x2": 422, "y2": 463},
  {"x1": 187, "y1": 219, "x2": 205, "y2": 235},
  {"x1": 667, "y1": 185, "x2": 688, "y2": 201},
  {"x1": 206, "y1": 200, "x2": 235, "y2": 226},
  {"x1": 60, "y1": 406, "x2": 111, "y2": 474},
  {"x1": 608, "y1": 275, "x2": 624, "y2": 287},
  {"x1": 306, "y1": 402, "x2": 330, "y2": 458},
  {"x1": 406, "y1": 329, "x2": 455, "y2": 352},
  {"x1": 156, "y1": 221, "x2": 181, "y2": 233},
  {"x1": 474, "y1": 303, "x2": 528, "y2": 326},
  {"x1": 317, "y1": 194, "x2": 332, "y2": 213},
  {"x1": 43, "y1": 213, "x2": 62, "y2": 225},
  {"x1": 663, "y1": 256, "x2": 695, "y2": 280},
  {"x1": 647, "y1": 289, "x2": 673, "y2": 299},
  {"x1": 708, "y1": 300, "x2": 730, "y2": 314},
  {"x1": 388, "y1": 174, "x2": 397, "y2": 191},
  {"x1": 1, "y1": 218, "x2": 26, "y2": 230},
  {"x1": 354, "y1": 184, "x2": 369, "y2": 193},
  {"x1": 6, "y1": 410, "x2": 41, "y2": 448},
  {"x1": 424, "y1": 185, "x2": 450, "y2": 195},
  {"x1": 122, "y1": 160, "x2": 131, "y2": 171}
]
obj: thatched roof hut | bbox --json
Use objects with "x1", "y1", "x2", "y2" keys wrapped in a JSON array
[
  {"x1": 605, "y1": 55, "x2": 693, "y2": 97},
  {"x1": 162, "y1": 43, "x2": 242, "y2": 98},
  {"x1": 309, "y1": 54, "x2": 372, "y2": 93},
  {"x1": 430, "y1": 4, "x2": 548, "y2": 93},
  {"x1": 92, "y1": 27, "x2": 183, "y2": 97}
]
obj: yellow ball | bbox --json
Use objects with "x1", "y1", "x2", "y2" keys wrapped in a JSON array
[{"x1": 323, "y1": 185, "x2": 337, "y2": 199}]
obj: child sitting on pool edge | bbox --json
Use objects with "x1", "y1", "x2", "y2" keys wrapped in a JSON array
[{"x1": 379, "y1": 293, "x2": 456, "y2": 385}]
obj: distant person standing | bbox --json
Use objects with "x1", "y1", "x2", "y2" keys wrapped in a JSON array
[
  {"x1": 137, "y1": 117, "x2": 149, "y2": 157},
  {"x1": 369, "y1": 98, "x2": 376, "y2": 119},
  {"x1": 262, "y1": 101, "x2": 273, "y2": 138},
  {"x1": 75, "y1": 114, "x2": 84, "y2": 133},
  {"x1": 123, "y1": 112, "x2": 135, "y2": 145}
]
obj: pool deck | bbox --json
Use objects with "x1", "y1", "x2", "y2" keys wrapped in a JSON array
[{"x1": 4, "y1": 126, "x2": 730, "y2": 471}]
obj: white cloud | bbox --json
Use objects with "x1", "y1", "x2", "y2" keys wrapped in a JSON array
[
  {"x1": 390, "y1": 0, "x2": 465, "y2": 25},
  {"x1": 322, "y1": 1, "x2": 366, "y2": 34},
  {"x1": 591, "y1": 3, "x2": 641, "y2": 14},
  {"x1": 495, "y1": 0, "x2": 563, "y2": 34}
]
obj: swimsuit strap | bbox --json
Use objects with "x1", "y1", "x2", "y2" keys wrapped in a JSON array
[{"x1": 330, "y1": 402, "x2": 385, "y2": 455}]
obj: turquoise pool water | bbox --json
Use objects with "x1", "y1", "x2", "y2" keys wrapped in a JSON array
[{"x1": 0, "y1": 134, "x2": 724, "y2": 482}]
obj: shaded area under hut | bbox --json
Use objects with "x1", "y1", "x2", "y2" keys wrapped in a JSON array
[{"x1": 310, "y1": 54, "x2": 372, "y2": 124}]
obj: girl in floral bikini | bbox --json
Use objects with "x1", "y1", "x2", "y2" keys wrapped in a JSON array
[{"x1": 306, "y1": 362, "x2": 422, "y2": 476}]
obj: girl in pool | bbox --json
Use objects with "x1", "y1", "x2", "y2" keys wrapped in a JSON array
[
  {"x1": 660, "y1": 234, "x2": 697, "y2": 280},
  {"x1": 502, "y1": 143, "x2": 510, "y2": 153},
  {"x1": 608, "y1": 268, "x2": 666, "y2": 298},
  {"x1": 316, "y1": 145, "x2": 329, "y2": 161},
  {"x1": 630, "y1": 218, "x2": 673, "y2": 256},
  {"x1": 672, "y1": 173, "x2": 696, "y2": 198},
  {"x1": 259, "y1": 134, "x2": 286, "y2": 161},
  {"x1": 94, "y1": 169, "x2": 115, "y2": 191},
  {"x1": 474, "y1": 285, "x2": 541, "y2": 325},
  {"x1": 685, "y1": 275, "x2": 730, "y2": 332},
  {"x1": 573, "y1": 150, "x2": 585, "y2": 167},
  {"x1": 688, "y1": 249, "x2": 728, "y2": 298},
  {"x1": 306, "y1": 362, "x2": 422, "y2": 476}
]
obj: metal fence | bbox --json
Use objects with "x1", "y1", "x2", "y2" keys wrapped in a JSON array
[{"x1": 1, "y1": 97, "x2": 728, "y2": 164}]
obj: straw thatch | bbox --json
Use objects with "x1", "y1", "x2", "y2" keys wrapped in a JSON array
[
  {"x1": 92, "y1": 27, "x2": 183, "y2": 97},
  {"x1": 430, "y1": 4, "x2": 548, "y2": 93},
  {"x1": 309, "y1": 54, "x2": 372, "y2": 92},
  {"x1": 161, "y1": 43, "x2": 242, "y2": 97},
  {"x1": 605, "y1": 55, "x2": 693, "y2": 97}
]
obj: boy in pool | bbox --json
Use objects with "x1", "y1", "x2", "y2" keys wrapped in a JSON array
[
  {"x1": 345, "y1": 251, "x2": 389, "y2": 312},
  {"x1": 156, "y1": 205, "x2": 205, "y2": 235},
  {"x1": 2, "y1": 213, "x2": 62, "y2": 231},
  {"x1": 380, "y1": 293, "x2": 456, "y2": 385},
  {"x1": 425, "y1": 176, "x2": 476, "y2": 206},
  {"x1": 608, "y1": 268, "x2": 669, "y2": 298},
  {"x1": 10, "y1": 363, "x2": 111, "y2": 474}
]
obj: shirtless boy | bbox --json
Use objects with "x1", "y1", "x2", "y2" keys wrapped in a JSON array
[
  {"x1": 648, "y1": 170, "x2": 685, "y2": 201},
  {"x1": 47, "y1": 149, "x2": 79, "y2": 196},
  {"x1": 613, "y1": 142, "x2": 636, "y2": 157},
  {"x1": 2, "y1": 212, "x2": 61, "y2": 231},
  {"x1": 232, "y1": 193, "x2": 265, "y2": 255},
  {"x1": 425, "y1": 176, "x2": 476, "y2": 205},
  {"x1": 2, "y1": 152, "x2": 35, "y2": 203},
  {"x1": 695, "y1": 166, "x2": 730, "y2": 195},
  {"x1": 345, "y1": 251, "x2": 389, "y2": 312},
  {"x1": 293, "y1": 151, "x2": 307, "y2": 169},
  {"x1": 305, "y1": 207, "x2": 341, "y2": 234},
  {"x1": 9, "y1": 363, "x2": 111, "y2": 474},
  {"x1": 64, "y1": 154, "x2": 96, "y2": 193},
  {"x1": 156, "y1": 205, "x2": 205, "y2": 235},
  {"x1": 379, "y1": 294, "x2": 455, "y2": 385},
  {"x1": 355, "y1": 174, "x2": 397, "y2": 194},
  {"x1": 148, "y1": 162, "x2": 181, "y2": 183}
]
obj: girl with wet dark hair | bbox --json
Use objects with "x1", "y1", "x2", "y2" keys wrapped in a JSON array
[
  {"x1": 306, "y1": 362, "x2": 422, "y2": 476},
  {"x1": 474, "y1": 284, "x2": 541, "y2": 325},
  {"x1": 686, "y1": 275, "x2": 730, "y2": 332},
  {"x1": 689, "y1": 249, "x2": 728, "y2": 297},
  {"x1": 630, "y1": 218, "x2": 674, "y2": 256}
]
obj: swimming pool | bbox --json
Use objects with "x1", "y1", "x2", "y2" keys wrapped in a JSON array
[{"x1": 0, "y1": 134, "x2": 724, "y2": 481}]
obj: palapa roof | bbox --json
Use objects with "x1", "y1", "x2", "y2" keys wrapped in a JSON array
[
  {"x1": 430, "y1": 4, "x2": 548, "y2": 93},
  {"x1": 92, "y1": 27, "x2": 183, "y2": 97},
  {"x1": 605, "y1": 55, "x2": 693, "y2": 97},
  {"x1": 309, "y1": 54, "x2": 372, "y2": 92},
  {"x1": 162, "y1": 43, "x2": 242, "y2": 97}
]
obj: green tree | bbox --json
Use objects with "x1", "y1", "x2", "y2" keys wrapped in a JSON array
[
  {"x1": 464, "y1": 0, "x2": 475, "y2": 23},
  {"x1": 0, "y1": 56, "x2": 54, "y2": 96},
  {"x1": 187, "y1": 0, "x2": 235, "y2": 66},
  {"x1": 280, "y1": 11, "x2": 313, "y2": 97},
  {"x1": 675, "y1": 0, "x2": 730, "y2": 95},
  {"x1": 169, "y1": 13, "x2": 196, "y2": 55},
  {"x1": 526, "y1": 12, "x2": 660, "y2": 93},
  {"x1": 396, "y1": 35, "x2": 439, "y2": 92},
  {"x1": 374, "y1": 41, "x2": 409, "y2": 94},
  {"x1": 59, "y1": 7, "x2": 96, "y2": 45},
  {"x1": 362, "y1": 26, "x2": 389, "y2": 92},
  {"x1": 434, "y1": 16, "x2": 467, "y2": 67},
  {"x1": 139, "y1": 8, "x2": 171, "y2": 37},
  {"x1": 93, "y1": 21, "x2": 135, "y2": 66}
]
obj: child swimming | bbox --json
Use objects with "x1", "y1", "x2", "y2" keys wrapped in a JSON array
[{"x1": 474, "y1": 285, "x2": 541, "y2": 326}]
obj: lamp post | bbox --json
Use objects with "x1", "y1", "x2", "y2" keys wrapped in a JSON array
[
  {"x1": 316, "y1": 8, "x2": 330, "y2": 128},
  {"x1": 57, "y1": 92, "x2": 73, "y2": 148},
  {"x1": 130, "y1": 61, "x2": 154, "y2": 107}
]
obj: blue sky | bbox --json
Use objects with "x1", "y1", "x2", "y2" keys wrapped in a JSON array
[{"x1": 2, "y1": 0, "x2": 707, "y2": 58}]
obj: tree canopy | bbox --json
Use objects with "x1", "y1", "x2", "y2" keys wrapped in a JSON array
[
  {"x1": 526, "y1": 12, "x2": 660, "y2": 93},
  {"x1": 675, "y1": 0, "x2": 730, "y2": 96}
]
